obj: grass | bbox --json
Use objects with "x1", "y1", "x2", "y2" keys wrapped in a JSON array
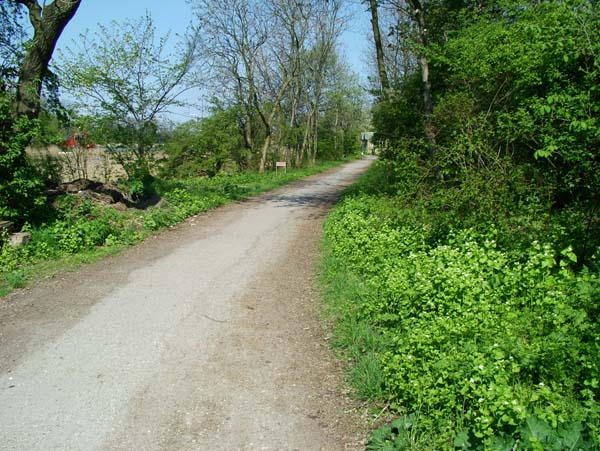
[
  {"x1": 0, "y1": 242, "x2": 129, "y2": 297},
  {"x1": 319, "y1": 252, "x2": 386, "y2": 401}
]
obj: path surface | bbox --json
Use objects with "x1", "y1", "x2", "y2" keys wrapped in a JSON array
[{"x1": 0, "y1": 157, "x2": 374, "y2": 451}]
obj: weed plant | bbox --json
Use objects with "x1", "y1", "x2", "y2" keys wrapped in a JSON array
[{"x1": 321, "y1": 161, "x2": 599, "y2": 450}]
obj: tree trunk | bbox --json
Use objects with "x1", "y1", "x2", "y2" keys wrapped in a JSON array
[
  {"x1": 367, "y1": 0, "x2": 391, "y2": 99},
  {"x1": 300, "y1": 113, "x2": 312, "y2": 166},
  {"x1": 333, "y1": 109, "x2": 339, "y2": 156},
  {"x1": 406, "y1": 0, "x2": 437, "y2": 164},
  {"x1": 259, "y1": 133, "x2": 271, "y2": 174},
  {"x1": 15, "y1": 0, "x2": 82, "y2": 118},
  {"x1": 409, "y1": 1, "x2": 433, "y2": 118}
]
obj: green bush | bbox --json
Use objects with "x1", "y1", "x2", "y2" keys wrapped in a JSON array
[
  {"x1": 323, "y1": 166, "x2": 600, "y2": 449},
  {"x1": 0, "y1": 92, "x2": 46, "y2": 223}
]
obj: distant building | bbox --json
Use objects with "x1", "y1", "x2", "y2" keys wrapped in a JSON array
[{"x1": 361, "y1": 132, "x2": 375, "y2": 154}]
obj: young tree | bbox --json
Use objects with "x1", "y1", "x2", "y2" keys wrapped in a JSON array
[{"x1": 58, "y1": 14, "x2": 201, "y2": 179}]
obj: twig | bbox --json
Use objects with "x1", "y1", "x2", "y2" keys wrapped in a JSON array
[{"x1": 201, "y1": 313, "x2": 229, "y2": 323}]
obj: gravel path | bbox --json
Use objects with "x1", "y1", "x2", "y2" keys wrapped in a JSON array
[{"x1": 0, "y1": 157, "x2": 374, "y2": 451}]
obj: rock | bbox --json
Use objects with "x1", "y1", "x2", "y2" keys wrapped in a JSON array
[
  {"x1": 8, "y1": 232, "x2": 32, "y2": 247},
  {"x1": 56, "y1": 179, "x2": 125, "y2": 204}
]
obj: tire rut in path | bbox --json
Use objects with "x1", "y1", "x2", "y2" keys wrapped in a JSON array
[{"x1": 0, "y1": 157, "x2": 375, "y2": 451}]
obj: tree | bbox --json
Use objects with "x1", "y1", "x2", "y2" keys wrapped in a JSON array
[
  {"x1": 193, "y1": 0, "x2": 267, "y2": 167},
  {"x1": 299, "y1": 0, "x2": 346, "y2": 165},
  {"x1": 194, "y1": 0, "x2": 312, "y2": 172},
  {"x1": 1, "y1": 0, "x2": 80, "y2": 224},
  {"x1": 193, "y1": 0, "x2": 348, "y2": 171},
  {"x1": 366, "y1": 0, "x2": 391, "y2": 99},
  {"x1": 367, "y1": 0, "x2": 438, "y2": 161},
  {"x1": 58, "y1": 13, "x2": 201, "y2": 180},
  {"x1": 14, "y1": 0, "x2": 82, "y2": 118},
  {"x1": 162, "y1": 106, "x2": 245, "y2": 178},
  {"x1": 318, "y1": 60, "x2": 367, "y2": 160},
  {"x1": 0, "y1": 1, "x2": 26, "y2": 91}
]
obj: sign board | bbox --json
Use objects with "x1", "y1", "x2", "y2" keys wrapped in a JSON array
[{"x1": 275, "y1": 161, "x2": 287, "y2": 173}]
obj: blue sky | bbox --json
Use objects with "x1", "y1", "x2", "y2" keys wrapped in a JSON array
[{"x1": 54, "y1": 0, "x2": 371, "y2": 121}]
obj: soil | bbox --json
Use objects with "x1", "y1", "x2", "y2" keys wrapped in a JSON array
[{"x1": 0, "y1": 157, "x2": 375, "y2": 451}]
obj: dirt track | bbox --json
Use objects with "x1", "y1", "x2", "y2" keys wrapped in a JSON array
[{"x1": 0, "y1": 157, "x2": 374, "y2": 451}]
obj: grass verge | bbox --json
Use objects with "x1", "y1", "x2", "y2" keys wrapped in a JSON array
[
  {"x1": 0, "y1": 160, "x2": 349, "y2": 297},
  {"x1": 319, "y1": 161, "x2": 600, "y2": 450}
]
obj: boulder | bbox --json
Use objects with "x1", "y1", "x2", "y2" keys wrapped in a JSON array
[{"x1": 8, "y1": 232, "x2": 32, "y2": 247}]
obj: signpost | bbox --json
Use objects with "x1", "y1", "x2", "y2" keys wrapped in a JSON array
[{"x1": 275, "y1": 161, "x2": 287, "y2": 174}]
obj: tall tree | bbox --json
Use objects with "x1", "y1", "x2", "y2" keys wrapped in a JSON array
[
  {"x1": 254, "y1": 0, "x2": 312, "y2": 171},
  {"x1": 194, "y1": 0, "x2": 320, "y2": 172},
  {"x1": 1, "y1": 0, "x2": 79, "y2": 223},
  {"x1": 301, "y1": 0, "x2": 346, "y2": 165},
  {"x1": 367, "y1": 0, "x2": 391, "y2": 99},
  {"x1": 404, "y1": 0, "x2": 436, "y2": 161},
  {"x1": 195, "y1": 0, "x2": 268, "y2": 165},
  {"x1": 14, "y1": 0, "x2": 81, "y2": 118}
]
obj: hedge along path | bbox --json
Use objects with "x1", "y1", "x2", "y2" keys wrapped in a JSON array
[{"x1": 0, "y1": 157, "x2": 375, "y2": 451}]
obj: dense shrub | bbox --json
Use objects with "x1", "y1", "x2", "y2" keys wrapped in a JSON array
[
  {"x1": 0, "y1": 93, "x2": 46, "y2": 223},
  {"x1": 161, "y1": 107, "x2": 246, "y2": 178},
  {"x1": 323, "y1": 162, "x2": 600, "y2": 450}
]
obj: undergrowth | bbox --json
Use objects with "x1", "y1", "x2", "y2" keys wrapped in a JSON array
[
  {"x1": 321, "y1": 161, "x2": 600, "y2": 450},
  {"x1": 0, "y1": 161, "x2": 342, "y2": 296}
]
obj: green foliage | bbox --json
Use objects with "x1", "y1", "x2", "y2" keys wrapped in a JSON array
[
  {"x1": 374, "y1": 0, "x2": 600, "y2": 211},
  {"x1": 162, "y1": 107, "x2": 245, "y2": 178},
  {"x1": 0, "y1": 92, "x2": 46, "y2": 223},
  {"x1": 57, "y1": 13, "x2": 198, "y2": 177},
  {"x1": 0, "y1": 0, "x2": 25, "y2": 87},
  {"x1": 366, "y1": 414, "x2": 429, "y2": 451},
  {"x1": 322, "y1": 161, "x2": 600, "y2": 450},
  {"x1": 355, "y1": 1, "x2": 600, "y2": 447},
  {"x1": 432, "y1": 0, "x2": 600, "y2": 206}
]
